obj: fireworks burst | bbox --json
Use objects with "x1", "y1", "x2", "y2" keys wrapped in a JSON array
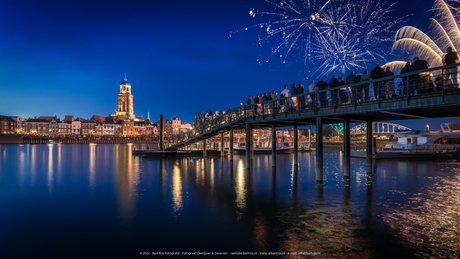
[
  {"x1": 238, "y1": 0, "x2": 406, "y2": 77},
  {"x1": 387, "y1": 0, "x2": 460, "y2": 69}
]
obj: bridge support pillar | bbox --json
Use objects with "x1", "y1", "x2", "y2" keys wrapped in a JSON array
[
  {"x1": 316, "y1": 117, "x2": 323, "y2": 182},
  {"x1": 246, "y1": 124, "x2": 252, "y2": 169},
  {"x1": 294, "y1": 125, "x2": 298, "y2": 165},
  {"x1": 230, "y1": 130, "x2": 234, "y2": 161},
  {"x1": 366, "y1": 121, "x2": 373, "y2": 173},
  {"x1": 203, "y1": 139, "x2": 207, "y2": 158},
  {"x1": 344, "y1": 118, "x2": 351, "y2": 178},
  {"x1": 220, "y1": 132, "x2": 224, "y2": 157},
  {"x1": 272, "y1": 125, "x2": 276, "y2": 167}
]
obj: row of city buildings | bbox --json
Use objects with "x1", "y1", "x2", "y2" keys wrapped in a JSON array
[
  {"x1": 0, "y1": 114, "x2": 192, "y2": 137},
  {"x1": 1, "y1": 76, "x2": 192, "y2": 136}
]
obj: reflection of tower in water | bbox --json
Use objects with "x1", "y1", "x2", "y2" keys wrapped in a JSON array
[
  {"x1": 115, "y1": 144, "x2": 139, "y2": 222},
  {"x1": 172, "y1": 162, "x2": 183, "y2": 215}
]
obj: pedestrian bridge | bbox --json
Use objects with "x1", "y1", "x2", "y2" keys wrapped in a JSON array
[{"x1": 160, "y1": 63, "x2": 460, "y2": 181}]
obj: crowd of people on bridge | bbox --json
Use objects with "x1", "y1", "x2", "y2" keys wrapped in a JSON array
[{"x1": 193, "y1": 47, "x2": 460, "y2": 126}]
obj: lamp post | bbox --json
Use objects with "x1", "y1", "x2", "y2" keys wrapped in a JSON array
[{"x1": 427, "y1": 125, "x2": 430, "y2": 131}]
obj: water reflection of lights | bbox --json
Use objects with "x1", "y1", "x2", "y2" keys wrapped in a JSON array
[
  {"x1": 57, "y1": 144, "x2": 62, "y2": 186},
  {"x1": 89, "y1": 143, "x2": 96, "y2": 189},
  {"x1": 31, "y1": 145, "x2": 36, "y2": 185},
  {"x1": 19, "y1": 148, "x2": 25, "y2": 186},
  {"x1": 235, "y1": 160, "x2": 246, "y2": 211},
  {"x1": 210, "y1": 158, "x2": 215, "y2": 191},
  {"x1": 381, "y1": 174, "x2": 460, "y2": 257},
  {"x1": 253, "y1": 215, "x2": 268, "y2": 251},
  {"x1": 172, "y1": 163, "x2": 183, "y2": 214},
  {"x1": 116, "y1": 144, "x2": 139, "y2": 222},
  {"x1": 47, "y1": 144, "x2": 53, "y2": 194}
]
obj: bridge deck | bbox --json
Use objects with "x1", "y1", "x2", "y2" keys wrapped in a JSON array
[{"x1": 166, "y1": 63, "x2": 460, "y2": 150}]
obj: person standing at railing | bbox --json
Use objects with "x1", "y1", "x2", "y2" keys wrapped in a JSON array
[
  {"x1": 271, "y1": 90, "x2": 279, "y2": 113},
  {"x1": 254, "y1": 94, "x2": 260, "y2": 115},
  {"x1": 262, "y1": 92, "x2": 269, "y2": 114},
  {"x1": 346, "y1": 70, "x2": 357, "y2": 103},
  {"x1": 360, "y1": 70, "x2": 371, "y2": 101},
  {"x1": 412, "y1": 56, "x2": 430, "y2": 94},
  {"x1": 266, "y1": 91, "x2": 273, "y2": 114},
  {"x1": 308, "y1": 80, "x2": 316, "y2": 108},
  {"x1": 297, "y1": 83, "x2": 306, "y2": 110},
  {"x1": 384, "y1": 66, "x2": 395, "y2": 99},
  {"x1": 290, "y1": 83, "x2": 298, "y2": 110},
  {"x1": 370, "y1": 64, "x2": 385, "y2": 100},
  {"x1": 442, "y1": 47, "x2": 459, "y2": 88},
  {"x1": 280, "y1": 85, "x2": 290, "y2": 112},
  {"x1": 338, "y1": 76, "x2": 348, "y2": 104},
  {"x1": 316, "y1": 78, "x2": 328, "y2": 107},
  {"x1": 329, "y1": 75, "x2": 339, "y2": 105},
  {"x1": 400, "y1": 61, "x2": 412, "y2": 96},
  {"x1": 355, "y1": 73, "x2": 362, "y2": 102}
]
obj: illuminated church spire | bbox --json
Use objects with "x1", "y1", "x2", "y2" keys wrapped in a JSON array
[{"x1": 117, "y1": 74, "x2": 134, "y2": 121}]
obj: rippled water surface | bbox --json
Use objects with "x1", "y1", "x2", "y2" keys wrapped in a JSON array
[{"x1": 0, "y1": 144, "x2": 459, "y2": 258}]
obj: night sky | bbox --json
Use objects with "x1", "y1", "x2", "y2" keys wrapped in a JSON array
[{"x1": 1, "y1": 0, "x2": 457, "y2": 130}]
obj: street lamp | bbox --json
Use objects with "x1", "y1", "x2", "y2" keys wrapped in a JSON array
[{"x1": 427, "y1": 125, "x2": 430, "y2": 131}]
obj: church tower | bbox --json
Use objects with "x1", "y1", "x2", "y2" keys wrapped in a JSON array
[{"x1": 117, "y1": 74, "x2": 135, "y2": 121}]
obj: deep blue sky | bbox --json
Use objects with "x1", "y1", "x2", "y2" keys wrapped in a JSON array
[{"x1": 0, "y1": 0, "x2": 456, "y2": 129}]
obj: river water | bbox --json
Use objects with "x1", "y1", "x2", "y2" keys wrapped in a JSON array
[{"x1": 0, "y1": 144, "x2": 459, "y2": 258}]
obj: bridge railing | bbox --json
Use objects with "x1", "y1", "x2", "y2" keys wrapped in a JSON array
[
  {"x1": 167, "y1": 62, "x2": 460, "y2": 149},
  {"x1": 243, "y1": 62, "x2": 460, "y2": 116},
  {"x1": 167, "y1": 106, "x2": 245, "y2": 149}
]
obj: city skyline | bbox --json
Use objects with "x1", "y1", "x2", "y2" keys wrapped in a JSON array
[{"x1": 1, "y1": 0, "x2": 458, "y2": 130}]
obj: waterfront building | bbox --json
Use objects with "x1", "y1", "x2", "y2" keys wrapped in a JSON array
[
  {"x1": 122, "y1": 120, "x2": 134, "y2": 136},
  {"x1": 145, "y1": 125, "x2": 156, "y2": 135},
  {"x1": 172, "y1": 116, "x2": 181, "y2": 135},
  {"x1": 72, "y1": 119, "x2": 82, "y2": 135},
  {"x1": 117, "y1": 75, "x2": 135, "y2": 121},
  {"x1": 59, "y1": 115, "x2": 74, "y2": 135},
  {"x1": 81, "y1": 120, "x2": 96, "y2": 136},
  {"x1": 24, "y1": 118, "x2": 50, "y2": 135},
  {"x1": 115, "y1": 122, "x2": 123, "y2": 135},
  {"x1": 0, "y1": 115, "x2": 16, "y2": 134},
  {"x1": 154, "y1": 118, "x2": 172, "y2": 136},
  {"x1": 36, "y1": 116, "x2": 60, "y2": 135},
  {"x1": 10, "y1": 116, "x2": 23, "y2": 133},
  {"x1": 103, "y1": 121, "x2": 115, "y2": 135},
  {"x1": 95, "y1": 122, "x2": 103, "y2": 136}
]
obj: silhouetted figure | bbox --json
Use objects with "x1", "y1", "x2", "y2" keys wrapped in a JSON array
[
  {"x1": 443, "y1": 46, "x2": 459, "y2": 88},
  {"x1": 329, "y1": 75, "x2": 339, "y2": 105},
  {"x1": 411, "y1": 56, "x2": 430, "y2": 94},
  {"x1": 370, "y1": 64, "x2": 385, "y2": 100},
  {"x1": 346, "y1": 70, "x2": 358, "y2": 103},
  {"x1": 297, "y1": 83, "x2": 306, "y2": 109},
  {"x1": 400, "y1": 61, "x2": 413, "y2": 96},
  {"x1": 316, "y1": 78, "x2": 329, "y2": 107},
  {"x1": 384, "y1": 67, "x2": 395, "y2": 99},
  {"x1": 338, "y1": 76, "x2": 348, "y2": 104},
  {"x1": 361, "y1": 71, "x2": 371, "y2": 102}
]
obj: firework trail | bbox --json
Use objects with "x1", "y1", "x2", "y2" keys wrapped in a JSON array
[
  {"x1": 388, "y1": 0, "x2": 460, "y2": 69},
  {"x1": 237, "y1": 0, "x2": 406, "y2": 77}
]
